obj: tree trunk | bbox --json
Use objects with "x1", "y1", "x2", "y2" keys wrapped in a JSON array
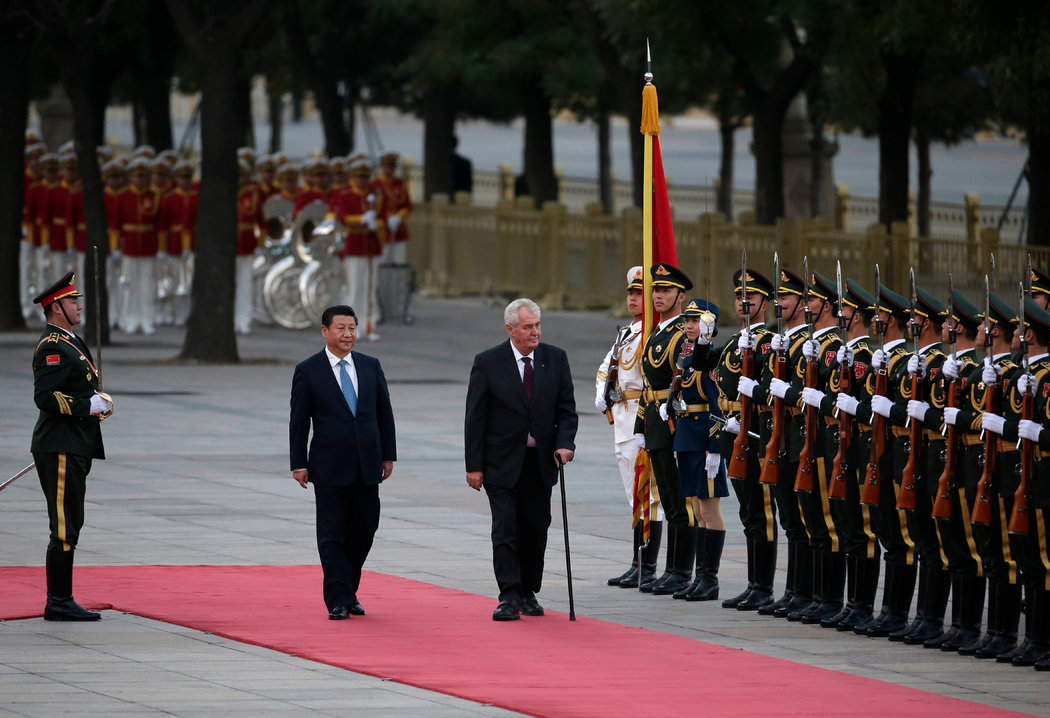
[
  {"x1": 915, "y1": 122, "x2": 931, "y2": 238},
  {"x1": 180, "y1": 43, "x2": 241, "y2": 362},
  {"x1": 132, "y1": 100, "x2": 147, "y2": 147},
  {"x1": 0, "y1": 12, "x2": 31, "y2": 331},
  {"x1": 877, "y1": 54, "x2": 918, "y2": 230},
  {"x1": 597, "y1": 110, "x2": 613, "y2": 215},
  {"x1": 1028, "y1": 129, "x2": 1050, "y2": 246},
  {"x1": 522, "y1": 78, "x2": 557, "y2": 206},
  {"x1": 235, "y1": 73, "x2": 255, "y2": 149},
  {"x1": 717, "y1": 103, "x2": 736, "y2": 221},
  {"x1": 140, "y1": 75, "x2": 174, "y2": 151},
  {"x1": 752, "y1": 105, "x2": 787, "y2": 224},
  {"x1": 810, "y1": 122, "x2": 826, "y2": 218},
  {"x1": 423, "y1": 85, "x2": 457, "y2": 200}
]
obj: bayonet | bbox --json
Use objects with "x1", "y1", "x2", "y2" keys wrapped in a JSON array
[
  {"x1": 773, "y1": 252, "x2": 783, "y2": 336},
  {"x1": 875, "y1": 264, "x2": 885, "y2": 359},
  {"x1": 990, "y1": 253, "x2": 998, "y2": 293},
  {"x1": 803, "y1": 255, "x2": 813, "y2": 335},
  {"x1": 947, "y1": 273, "x2": 957, "y2": 361}
]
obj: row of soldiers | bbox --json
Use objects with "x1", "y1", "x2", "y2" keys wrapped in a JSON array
[
  {"x1": 600, "y1": 258, "x2": 1050, "y2": 672},
  {"x1": 21, "y1": 134, "x2": 412, "y2": 337}
]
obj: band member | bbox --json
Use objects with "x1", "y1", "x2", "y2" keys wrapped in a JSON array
[
  {"x1": 275, "y1": 163, "x2": 300, "y2": 201},
  {"x1": 295, "y1": 159, "x2": 329, "y2": 217},
  {"x1": 257, "y1": 155, "x2": 278, "y2": 198},
  {"x1": 21, "y1": 143, "x2": 48, "y2": 319},
  {"x1": 235, "y1": 160, "x2": 265, "y2": 335},
  {"x1": 108, "y1": 157, "x2": 160, "y2": 335},
  {"x1": 373, "y1": 153, "x2": 413, "y2": 266},
  {"x1": 63, "y1": 154, "x2": 87, "y2": 284},
  {"x1": 596, "y1": 267, "x2": 661, "y2": 588},
  {"x1": 30, "y1": 271, "x2": 113, "y2": 621},
  {"x1": 102, "y1": 160, "x2": 127, "y2": 330}
]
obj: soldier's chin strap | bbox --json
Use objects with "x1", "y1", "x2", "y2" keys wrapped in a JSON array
[
  {"x1": 51, "y1": 299, "x2": 74, "y2": 331},
  {"x1": 812, "y1": 299, "x2": 829, "y2": 325},
  {"x1": 783, "y1": 294, "x2": 803, "y2": 324}
]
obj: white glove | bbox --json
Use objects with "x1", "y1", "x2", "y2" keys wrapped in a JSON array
[
  {"x1": 802, "y1": 339, "x2": 819, "y2": 361},
  {"x1": 698, "y1": 318, "x2": 716, "y2": 346},
  {"x1": 156, "y1": 251, "x2": 169, "y2": 260},
  {"x1": 594, "y1": 395, "x2": 607, "y2": 413},
  {"x1": 1018, "y1": 419, "x2": 1044, "y2": 443},
  {"x1": 943, "y1": 407, "x2": 960, "y2": 426},
  {"x1": 836, "y1": 345, "x2": 854, "y2": 366},
  {"x1": 635, "y1": 433, "x2": 646, "y2": 451},
  {"x1": 769, "y1": 377, "x2": 789, "y2": 399},
  {"x1": 1017, "y1": 373, "x2": 1035, "y2": 397},
  {"x1": 737, "y1": 332, "x2": 756, "y2": 352},
  {"x1": 870, "y1": 395, "x2": 893, "y2": 418},
  {"x1": 705, "y1": 453, "x2": 722, "y2": 479},
  {"x1": 361, "y1": 209, "x2": 377, "y2": 230},
  {"x1": 907, "y1": 354, "x2": 925, "y2": 378},
  {"x1": 723, "y1": 416, "x2": 741, "y2": 435},
  {"x1": 67, "y1": 246, "x2": 77, "y2": 255},
  {"x1": 836, "y1": 393, "x2": 859, "y2": 416},
  {"x1": 982, "y1": 357, "x2": 999, "y2": 385},
  {"x1": 387, "y1": 214, "x2": 402, "y2": 233},
  {"x1": 871, "y1": 349, "x2": 886, "y2": 370},
  {"x1": 38, "y1": 246, "x2": 51, "y2": 256},
  {"x1": 110, "y1": 249, "x2": 122, "y2": 260},
  {"x1": 802, "y1": 387, "x2": 825, "y2": 408},
  {"x1": 942, "y1": 357, "x2": 961, "y2": 380},
  {"x1": 981, "y1": 413, "x2": 1006, "y2": 435},
  {"x1": 907, "y1": 400, "x2": 930, "y2": 422},
  {"x1": 737, "y1": 375, "x2": 757, "y2": 398},
  {"x1": 770, "y1": 334, "x2": 786, "y2": 352},
  {"x1": 89, "y1": 394, "x2": 113, "y2": 415},
  {"x1": 658, "y1": 404, "x2": 670, "y2": 422}
]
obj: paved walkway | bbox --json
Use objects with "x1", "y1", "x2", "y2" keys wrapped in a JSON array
[{"x1": 1, "y1": 296, "x2": 1046, "y2": 717}]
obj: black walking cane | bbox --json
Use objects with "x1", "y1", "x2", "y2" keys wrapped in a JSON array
[{"x1": 555, "y1": 454, "x2": 576, "y2": 621}]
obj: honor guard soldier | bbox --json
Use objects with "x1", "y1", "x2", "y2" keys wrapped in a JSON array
[
  {"x1": 329, "y1": 156, "x2": 350, "y2": 194},
  {"x1": 157, "y1": 161, "x2": 198, "y2": 326},
  {"x1": 294, "y1": 158, "x2": 329, "y2": 217},
  {"x1": 824, "y1": 279, "x2": 883, "y2": 631},
  {"x1": 108, "y1": 157, "x2": 160, "y2": 334},
  {"x1": 41, "y1": 153, "x2": 74, "y2": 276},
  {"x1": 693, "y1": 266, "x2": 777, "y2": 610},
  {"x1": 21, "y1": 143, "x2": 48, "y2": 319},
  {"x1": 257, "y1": 155, "x2": 278, "y2": 198},
  {"x1": 634, "y1": 263, "x2": 695, "y2": 596},
  {"x1": 597, "y1": 267, "x2": 661, "y2": 588},
  {"x1": 235, "y1": 160, "x2": 266, "y2": 335},
  {"x1": 979, "y1": 297, "x2": 1050, "y2": 667},
  {"x1": 666, "y1": 298, "x2": 729, "y2": 601},
  {"x1": 1031, "y1": 267, "x2": 1050, "y2": 310},
  {"x1": 373, "y1": 153, "x2": 413, "y2": 266},
  {"x1": 31, "y1": 153, "x2": 62, "y2": 296},
  {"x1": 275, "y1": 163, "x2": 300, "y2": 201},
  {"x1": 63, "y1": 154, "x2": 87, "y2": 284},
  {"x1": 31, "y1": 271, "x2": 113, "y2": 621},
  {"x1": 102, "y1": 159, "x2": 127, "y2": 330},
  {"x1": 131, "y1": 145, "x2": 156, "y2": 160}
]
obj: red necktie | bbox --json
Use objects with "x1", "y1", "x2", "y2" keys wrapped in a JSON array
[{"x1": 522, "y1": 356, "x2": 534, "y2": 403}]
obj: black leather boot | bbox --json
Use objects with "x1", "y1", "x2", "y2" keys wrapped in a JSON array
[
  {"x1": 608, "y1": 523, "x2": 642, "y2": 586},
  {"x1": 926, "y1": 573, "x2": 964, "y2": 649},
  {"x1": 738, "y1": 541, "x2": 777, "y2": 611},
  {"x1": 838, "y1": 556, "x2": 879, "y2": 632},
  {"x1": 975, "y1": 582, "x2": 1020, "y2": 659},
  {"x1": 764, "y1": 540, "x2": 798, "y2": 617},
  {"x1": 959, "y1": 577, "x2": 997, "y2": 656},
  {"x1": 823, "y1": 553, "x2": 857, "y2": 628},
  {"x1": 937, "y1": 574, "x2": 985, "y2": 651},
  {"x1": 787, "y1": 544, "x2": 819, "y2": 622},
  {"x1": 904, "y1": 568, "x2": 951, "y2": 645},
  {"x1": 686, "y1": 528, "x2": 725, "y2": 601},
  {"x1": 1010, "y1": 587, "x2": 1049, "y2": 666},
  {"x1": 623, "y1": 521, "x2": 662, "y2": 588},
  {"x1": 808, "y1": 550, "x2": 846, "y2": 626},
  {"x1": 43, "y1": 549, "x2": 100, "y2": 622},
  {"x1": 722, "y1": 538, "x2": 755, "y2": 608},
  {"x1": 865, "y1": 561, "x2": 917, "y2": 637},
  {"x1": 654, "y1": 524, "x2": 696, "y2": 595},
  {"x1": 890, "y1": 565, "x2": 931, "y2": 642},
  {"x1": 674, "y1": 527, "x2": 707, "y2": 599}
]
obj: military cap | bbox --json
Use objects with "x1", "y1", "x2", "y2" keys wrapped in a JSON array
[
  {"x1": 40, "y1": 153, "x2": 59, "y2": 169},
  {"x1": 276, "y1": 162, "x2": 299, "y2": 178},
  {"x1": 33, "y1": 270, "x2": 83, "y2": 308},
  {"x1": 983, "y1": 292, "x2": 1018, "y2": 328},
  {"x1": 237, "y1": 147, "x2": 256, "y2": 163},
  {"x1": 842, "y1": 279, "x2": 877, "y2": 318},
  {"x1": 126, "y1": 156, "x2": 151, "y2": 175},
  {"x1": 942, "y1": 291, "x2": 981, "y2": 333},
  {"x1": 272, "y1": 152, "x2": 289, "y2": 166},
  {"x1": 151, "y1": 158, "x2": 172, "y2": 175},
  {"x1": 132, "y1": 145, "x2": 156, "y2": 159},
  {"x1": 96, "y1": 145, "x2": 113, "y2": 162},
  {"x1": 875, "y1": 284, "x2": 910, "y2": 321},
  {"x1": 101, "y1": 159, "x2": 126, "y2": 177},
  {"x1": 1030, "y1": 266, "x2": 1050, "y2": 297},
  {"x1": 683, "y1": 298, "x2": 719, "y2": 321},
  {"x1": 257, "y1": 154, "x2": 277, "y2": 171},
  {"x1": 733, "y1": 268, "x2": 773, "y2": 298},
  {"x1": 1018, "y1": 296, "x2": 1050, "y2": 335},
  {"x1": 380, "y1": 152, "x2": 399, "y2": 165},
  {"x1": 237, "y1": 159, "x2": 252, "y2": 176},
  {"x1": 914, "y1": 286, "x2": 946, "y2": 322},
  {"x1": 626, "y1": 265, "x2": 644, "y2": 289},
  {"x1": 58, "y1": 140, "x2": 74, "y2": 153},
  {"x1": 650, "y1": 262, "x2": 693, "y2": 291},
  {"x1": 349, "y1": 156, "x2": 372, "y2": 176},
  {"x1": 777, "y1": 267, "x2": 806, "y2": 296},
  {"x1": 329, "y1": 156, "x2": 347, "y2": 173},
  {"x1": 172, "y1": 160, "x2": 195, "y2": 177},
  {"x1": 25, "y1": 142, "x2": 48, "y2": 159},
  {"x1": 157, "y1": 149, "x2": 178, "y2": 164},
  {"x1": 25, "y1": 129, "x2": 41, "y2": 145},
  {"x1": 809, "y1": 271, "x2": 837, "y2": 303},
  {"x1": 303, "y1": 157, "x2": 327, "y2": 174},
  {"x1": 59, "y1": 152, "x2": 77, "y2": 168}
]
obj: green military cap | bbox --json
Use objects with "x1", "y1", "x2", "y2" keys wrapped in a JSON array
[
  {"x1": 809, "y1": 271, "x2": 837, "y2": 302},
  {"x1": 683, "y1": 298, "x2": 719, "y2": 321},
  {"x1": 843, "y1": 279, "x2": 877, "y2": 318},
  {"x1": 777, "y1": 267, "x2": 806, "y2": 296},
  {"x1": 914, "y1": 286, "x2": 946, "y2": 322},
  {"x1": 943, "y1": 291, "x2": 981, "y2": 333},
  {"x1": 983, "y1": 292, "x2": 1018, "y2": 328},
  {"x1": 1020, "y1": 296, "x2": 1050, "y2": 334},
  {"x1": 1031, "y1": 266, "x2": 1050, "y2": 298},
  {"x1": 874, "y1": 284, "x2": 909, "y2": 321},
  {"x1": 650, "y1": 262, "x2": 693, "y2": 291},
  {"x1": 733, "y1": 268, "x2": 773, "y2": 298}
]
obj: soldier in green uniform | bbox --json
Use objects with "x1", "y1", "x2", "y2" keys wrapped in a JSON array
[
  {"x1": 30, "y1": 271, "x2": 112, "y2": 621},
  {"x1": 634, "y1": 263, "x2": 694, "y2": 595}
]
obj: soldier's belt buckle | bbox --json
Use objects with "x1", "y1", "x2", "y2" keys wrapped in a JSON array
[
  {"x1": 671, "y1": 398, "x2": 687, "y2": 413},
  {"x1": 608, "y1": 389, "x2": 623, "y2": 402}
]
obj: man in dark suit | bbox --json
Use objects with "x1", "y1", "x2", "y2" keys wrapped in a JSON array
[
  {"x1": 289, "y1": 305, "x2": 396, "y2": 620},
  {"x1": 465, "y1": 298, "x2": 578, "y2": 621},
  {"x1": 31, "y1": 271, "x2": 113, "y2": 621}
]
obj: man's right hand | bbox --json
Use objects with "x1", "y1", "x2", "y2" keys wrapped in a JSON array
[
  {"x1": 292, "y1": 469, "x2": 309, "y2": 488},
  {"x1": 595, "y1": 395, "x2": 608, "y2": 413},
  {"x1": 466, "y1": 471, "x2": 483, "y2": 491}
]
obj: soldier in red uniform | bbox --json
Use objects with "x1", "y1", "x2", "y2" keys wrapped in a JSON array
[
  {"x1": 294, "y1": 159, "x2": 329, "y2": 217},
  {"x1": 101, "y1": 160, "x2": 127, "y2": 329},
  {"x1": 235, "y1": 160, "x2": 265, "y2": 334},
  {"x1": 330, "y1": 156, "x2": 349, "y2": 195},
  {"x1": 21, "y1": 143, "x2": 48, "y2": 319},
  {"x1": 257, "y1": 155, "x2": 278, "y2": 199},
  {"x1": 275, "y1": 163, "x2": 299, "y2": 201},
  {"x1": 108, "y1": 157, "x2": 160, "y2": 334},
  {"x1": 62, "y1": 154, "x2": 87, "y2": 284},
  {"x1": 328, "y1": 157, "x2": 384, "y2": 342},
  {"x1": 32, "y1": 153, "x2": 63, "y2": 296},
  {"x1": 373, "y1": 152, "x2": 413, "y2": 266}
]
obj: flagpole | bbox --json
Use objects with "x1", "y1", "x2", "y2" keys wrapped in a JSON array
[{"x1": 641, "y1": 41, "x2": 657, "y2": 343}]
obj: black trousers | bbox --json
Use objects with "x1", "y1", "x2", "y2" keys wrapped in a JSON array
[
  {"x1": 34, "y1": 451, "x2": 92, "y2": 552},
  {"x1": 484, "y1": 448, "x2": 552, "y2": 604},
  {"x1": 314, "y1": 481, "x2": 380, "y2": 611}
]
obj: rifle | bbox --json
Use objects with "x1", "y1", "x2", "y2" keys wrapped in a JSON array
[
  {"x1": 830, "y1": 262, "x2": 851, "y2": 501},
  {"x1": 860, "y1": 264, "x2": 887, "y2": 506},
  {"x1": 1010, "y1": 265, "x2": 1034, "y2": 535},
  {"x1": 759, "y1": 252, "x2": 786, "y2": 486},
  {"x1": 972, "y1": 275, "x2": 998, "y2": 526},
  {"x1": 665, "y1": 332, "x2": 692, "y2": 435},
  {"x1": 897, "y1": 268, "x2": 923, "y2": 511},
  {"x1": 602, "y1": 326, "x2": 624, "y2": 424},
  {"x1": 932, "y1": 274, "x2": 959, "y2": 520},
  {"x1": 728, "y1": 249, "x2": 753, "y2": 480},
  {"x1": 795, "y1": 256, "x2": 817, "y2": 494}
]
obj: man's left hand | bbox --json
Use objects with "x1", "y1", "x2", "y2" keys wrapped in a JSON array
[
  {"x1": 554, "y1": 448, "x2": 574, "y2": 467},
  {"x1": 292, "y1": 469, "x2": 309, "y2": 488},
  {"x1": 381, "y1": 461, "x2": 393, "y2": 481},
  {"x1": 466, "y1": 471, "x2": 483, "y2": 491}
]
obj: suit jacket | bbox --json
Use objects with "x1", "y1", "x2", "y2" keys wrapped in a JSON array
[
  {"x1": 464, "y1": 341, "x2": 578, "y2": 488},
  {"x1": 31, "y1": 325, "x2": 105, "y2": 460},
  {"x1": 289, "y1": 349, "x2": 396, "y2": 486}
]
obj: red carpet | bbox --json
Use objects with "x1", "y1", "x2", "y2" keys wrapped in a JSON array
[{"x1": 0, "y1": 565, "x2": 1034, "y2": 717}]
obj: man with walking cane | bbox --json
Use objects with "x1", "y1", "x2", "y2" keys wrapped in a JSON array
[{"x1": 465, "y1": 298, "x2": 578, "y2": 621}]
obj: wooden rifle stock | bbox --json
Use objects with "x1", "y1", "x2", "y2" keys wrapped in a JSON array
[
  {"x1": 931, "y1": 379, "x2": 959, "y2": 520},
  {"x1": 794, "y1": 358, "x2": 818, "y2": 493},
  {"x1": 897, "y1": 373, "x2": 923, "y2": 511},
  {"x1": 603, "y1": 354, "x2": 619, "y2": 425},
  {"x1": 759, "y1": 350, "x2": 786, "y2": 485},
  {"x1": 1009, "y1": 389, "x2": 1035, "y2": 535},
  {"x1": 727, "y1": 343, "x2": 754, "y2": 480},
  {"x1": 971, "y1": 383, "x2": 999, "y2": 525},
  {"x1": 861, "y1": 370, "x2": 888, "y2": 506},
  {"x1": 829, "y1": 357, "x2": 852, "y2": 501}
]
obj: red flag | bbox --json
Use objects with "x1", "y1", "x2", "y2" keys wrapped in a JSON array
[{"x1": 651, "y1": 135, "x2": 677, "y2": 267}]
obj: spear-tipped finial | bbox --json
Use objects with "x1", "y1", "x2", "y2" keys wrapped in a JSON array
[{"x1": 644, "y1": 38, "x2": 653, "y2": 84}]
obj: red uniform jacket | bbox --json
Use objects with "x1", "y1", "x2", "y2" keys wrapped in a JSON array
[
  {"x1": 44, "y1": 181, "x2": 73, "y2": 252},
  {"x1": 108, "y1": 187, "x2": 160, "y2": 257},
  {"x1": 294, "y1": 186, "x2": 327, "y2": 218},
  {"x1": 236, "y1": 184, "x2": 265, "y2": 256},
  {"x1": 372, "y1": 176, "x2": 412, "y2": 243},
  {"x1": 24, "y1": 177, "x2": 46, "y2": 247},
  {"x1": 158, "y1": 188, "x2": 198, "y2": 255},
  {"x1": 65, "y1": 183, "x2": 87, "y2": 253},
  {"x1": 328, "y1": 186, "x2": 384, "y2": 258}
]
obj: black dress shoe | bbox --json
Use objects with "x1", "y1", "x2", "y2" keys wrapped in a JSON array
[
  {"x1": 44, "y1": 596, "x2": 101, "y2": 622},
  {"x1": 328, "y1": 606, "x2": 349, "y2": 620},
  {"x1": 492, "y1": 601, "x2": 521, "y2": 621},
  {"x1": 348, "y1": 601, "x2": 365, "y2": 616},
  {"x1": 522, "y1": 596, "x2": 544, "y2": 616}
]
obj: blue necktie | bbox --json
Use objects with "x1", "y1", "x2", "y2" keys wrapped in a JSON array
[{"x1": 338, "y1": 359, "x2": 358, "y2": 415}]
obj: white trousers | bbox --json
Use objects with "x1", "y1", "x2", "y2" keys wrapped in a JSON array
[
  {"x1": 107, "y1": 255, "x2": 124, "y2": 329},
  {"x1": 342, "y1": 256, "x2": 377, "y2": 336},
  {"x1": 19, "y1": 240, "x2": 35, "y2": 318},
  {"x1": 615, "y1": 436, "x2": 664, "y2": 521},
  {"x1": 381, "y1": 241, "x2": 407, "y2": 265},
  {"x1": 234, "y1": 255, "x2": 254, "y2": 334},
  {"x1": 121, "y1": 256, "x2": 156, "y2": 333}
]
